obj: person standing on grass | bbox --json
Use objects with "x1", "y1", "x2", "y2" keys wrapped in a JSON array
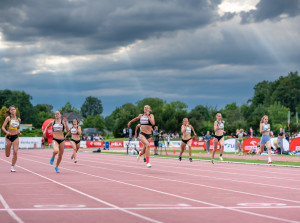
[
  {"x1": 65, "y1": 119, "x2": 81, "y2": 163},
  {"x1": 259, "y1": 115, "x2": 272, "y2": 164},
  {"x1": 43, "y1": 110, "x2": 69, "y2": 173},
  {"x1": 153, "y1": 126, "x2": 159, "y2": 155},
  {"x1": 237, "y1": 129, "x2": 246, "y2": 156},
  {"x1": 277, "y1": 128, "x2": 285, "y2": 154},
  {"x1": 128, "y1": 105, "x2": 155, "y2": 168},
  {"x1": 179, "y1": 118, "x2": 197, "y2": 162},
  {"x1": 204, "y1": 131, "x2": 212, "y2": 153},
  {"x1": 212, "y1": 113, "x2": 225, "y2": 164},
  {"x1": 1, "y1": 105, "x2": 22, "y2": 172}
]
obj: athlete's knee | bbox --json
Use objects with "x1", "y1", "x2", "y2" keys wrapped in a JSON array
[{"x1": 53, "y1": 150, "x2": 59, "y2": 155}]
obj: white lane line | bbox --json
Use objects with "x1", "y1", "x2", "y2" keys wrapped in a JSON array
[
  {"x1": 0, "y1": 194, "x2": 25, "y2": 223},
  {"x1": 18, "y1": 156, "x2": 300, "y2": 223},
  {"x1": 66, "y1": 155, "x2": 300, "y2": 191},
  {"x1": 91, "y1": 153, "x2": 300, "y2": 180},
  {"x1": 65, "y1": 151, "x2": 300, "y2": 182},
  {"x1": 0, "y1": 158, "x2": 161, "y2": 223},
  {"x1": 0, "y1": 206, "x2": 300, "y2": 211},
  {"x1": 97, "y1": 153, "x2": 300, "y2": 176},
  {"x1": 23, "y1": 153, "x2": 300, "y2": 205}
]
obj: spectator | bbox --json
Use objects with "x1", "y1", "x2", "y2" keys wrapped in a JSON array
[
  {"x1": 249, "y1": 127, "x2": 253, "y2": 138},
  {"x1": 129, "y1": 128, "x2": 132, "y2": 138},
  {"x1": 285, "y1": 132, "x2": 290, "y2": 142},
  {"x1": 167, "y1": 134, "x2": 171, "y2": 148},
  {"x1": 204, "y1": 131, "x2": 212, "y2": 153},
  {"x1": 277, "y1": 128, "x2": 285, "y2": 154},
  {"x1": 153, "y1": 126, "x2": 159, "y2": 155},
  {"x1": 123, "y1": 128, "x2": 126, "y2": 138}
]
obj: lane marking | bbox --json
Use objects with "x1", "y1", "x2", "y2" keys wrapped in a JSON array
[
  {"x1": 136, "y1": 203, "x2": 191, "y2": 207},
  {"x1": 97, "y1": 153, "x2": 300, "y2": 176},
  {"x1": 0, "y1": 158, "x2": 161, "y2": 223},
  {"x1": 0, "y1": 205, "x2": 300, "y2": 211},
  {"x1": 17, "y1": 156, "x2": 300, "y2": 223},
  {"x1": 237, "y1": 203, "x2": 287, "y2": 207},
  {"x1": 91, "y1": 153, "x2": 300, "y2": 181},
  {"x1": 69, "y1": 155, "x2": 300, "y2": 191},
  {"x1": 23, "y1": 153, "x2": 300, "y2": 206},
  {"x1": 0, "y1": 194, "x2": 25, "y2": 223},
  {"x1": 34, "y1": 204, "x2": 86, "y2": 208}
]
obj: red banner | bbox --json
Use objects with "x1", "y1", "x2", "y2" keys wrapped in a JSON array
[
  {"x1": 64, "y1": 141, "x2": 73, "y2": 148},
  {"x1": 204, "y1": 140, "x2": 220, "y2": 151},
  {"x1": 191, "y1": 140, "x2": 205, "y2": 147},
  {"x1": 86, "y1": 141, "x2": 103, "y2": 148},
  {"x1": 109, "y1": 141, "x2": 124, "y2": 147},
  {"x1": 243, "y1": 138, "x2": 260, "y2": 152},
  {"x1": 289, "y1": 138, "x2": 300, "y2": 151}
]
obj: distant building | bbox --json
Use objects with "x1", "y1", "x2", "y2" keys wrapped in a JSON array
[{"x1": 63, "y1": 111, "x2": 84, "y2": 129}]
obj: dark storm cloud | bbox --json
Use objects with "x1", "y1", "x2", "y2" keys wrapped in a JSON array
[
  {"x1": 0, "y1": 0, "x2": 299, "y2": 115},
  {"x1": 0, "y1": 0, "x2": 222, "y2": 52},
  {"x1": 241, "y1": 0, "x2": 300, "y2": 23}
]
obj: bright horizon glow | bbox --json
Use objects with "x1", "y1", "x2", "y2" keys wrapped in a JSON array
[{"x1": 218, "y1": 0, "x2": 259, "y2": 15}]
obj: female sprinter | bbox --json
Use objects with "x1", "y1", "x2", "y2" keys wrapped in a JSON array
[
  {"x1": 260, "y1": 115, "x2": 272, "y2": 164},
  {"x1": 135, "y1": 124, "x2": 153, "y2": 162},
  {"x1": 43, "y1": 110, "x2": 69, "y2": 173},
  {"x1": 212, "y1": 113, "x2": 225, "y2": 164},
  {"x1": 1, "y1": 106, "x2": 21, "y2": 172},
  {"x1": 128, "y1": 105, "x2": 155, "y2": 168},
  {"x1": 65, "y1": 119, "x2": 81, "y2": 163},
  {"x1": 179, "y1": 118, "x2": 197, "y2": 162},
  {"x1": 237, "y1": 129, "x2": 246, "y2": 155}
]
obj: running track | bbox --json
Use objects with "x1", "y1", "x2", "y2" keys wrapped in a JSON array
[{"x1": 0, "y1": 149, "x2": 300, "y2": 223}]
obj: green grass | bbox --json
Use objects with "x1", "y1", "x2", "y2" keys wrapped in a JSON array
[{"x1": 90, "y1": 151, "x2": 300, "y2": 167}]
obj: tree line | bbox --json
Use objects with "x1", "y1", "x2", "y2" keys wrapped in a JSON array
[{"x1": 0, "y1": 71, "x2": 299, "y2": 137}]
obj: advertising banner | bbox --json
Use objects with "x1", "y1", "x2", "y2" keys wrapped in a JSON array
[
  {"x1": 109, "y1": 141, "x2": 124, "y2": 147},
  {"x1": 191, "y1": 140, "x2": 205, "y2": 147},
  {"x1": 224, "y1": 138, "x2": 237, "y2": 152},
  {"x1": 0, "y1": 137, "x2": 43, "y2": 149},
  {"x1": 289, "y1": 137, "x2": 300, "y2": 151},
  {"x1": 86, "y1": 141, "x2": 103, "y2": 148},
  {"x1": 270, "y1": 137, "x2": 289, "y2": 152},
  {"x1": 243, "y1": 138, "x2": 260, "y2": 152}
]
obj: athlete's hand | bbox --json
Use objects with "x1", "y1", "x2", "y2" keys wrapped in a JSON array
[
  {"x1": 18, "y1": 132, "x2": 22, "y2": 136},
  {"x1": 63, "y1": 115, "x2": 67, "y2": 123},
  {"x1": 128, "y1": 122, "x2": 131, "y2": 128},
  {"x1": 6, "y1": 132, "x2": 11, "y2": 136}
]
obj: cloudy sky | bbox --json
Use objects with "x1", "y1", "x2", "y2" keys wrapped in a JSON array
[{"x1": 0, "y1": 0, "x2": 299, "y2": 115}]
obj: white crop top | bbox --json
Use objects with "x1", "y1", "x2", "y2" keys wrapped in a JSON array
[
  {"x1": 52, "y1": 120, "x2": 64, "y2": 132},
  {"x1": 71, "y1": 127, "x2": 78, "y2": 135},
  {"x1": 140, "y1": 115, "x2": 152, "y2": 126},
  {"x1": 262, "y1": 123, "x2": 270, "y2": 133},
  {"x1": 186, "y1": 127, "x2": 192, "y2": 134},
  {"x1": 217, "y1": 121, "x2": 224, "y2": 130}
]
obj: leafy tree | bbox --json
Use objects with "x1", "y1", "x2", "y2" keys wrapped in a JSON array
[
  {"x1": 82, "y1": 115, "x2": 105, "y2": 132},
  {"x1": 271, "y1": 72, "x2": 300, "y2": 113},
  {"x1": 0, "y1": 90, "x2": 35, "y2": 124},
  {"x1": 0, "y1": 106, "x2": 8, "y2": 130},
  {"x1": 35, "y1": 104, "x2": 53, "y2": 113},
  {"x1": 81, "y1": 96, "x2": 103, "y2": 118},
  {"x1": 61, "y1": 102, "x2": 80, "y2": 114}
]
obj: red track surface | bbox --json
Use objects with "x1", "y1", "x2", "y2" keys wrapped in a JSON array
[{"x1": 1, "y1": 149, "x2": 300, "y2": 223}]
